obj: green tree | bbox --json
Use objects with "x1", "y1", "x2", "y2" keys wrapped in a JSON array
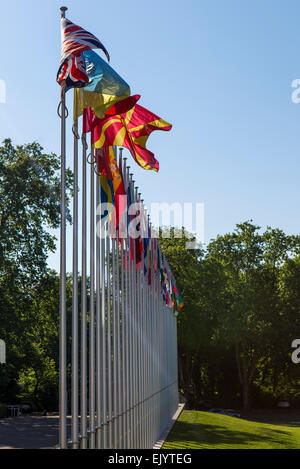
[
  {"x1": 159, "y1": 228, "x2": 228, "y2": 407},
  {"x1": 0, "y1": 138, "x2": 72, "y2": 286},
  {"x1": 0, "y1": 139, "x2": 72, "y2": 407},
  {"x1": 207, "y1": 221, "x2": 299, "y2": 412}
]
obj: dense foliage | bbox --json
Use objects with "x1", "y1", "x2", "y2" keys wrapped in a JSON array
[
  {"x1": 160, "y1": 225, "x2": 300, "y2": 412},
  {"x1": 0, "y1": 139, "x2": 72, "y2": 410}
]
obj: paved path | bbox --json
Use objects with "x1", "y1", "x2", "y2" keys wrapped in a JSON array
[{"x1": 0, "y1": 415, "x2": 71, "y2": 449}]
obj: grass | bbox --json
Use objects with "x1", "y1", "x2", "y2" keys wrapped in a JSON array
[{"x1": 162, "y1": 410, "x2": 300, "y2": 449}]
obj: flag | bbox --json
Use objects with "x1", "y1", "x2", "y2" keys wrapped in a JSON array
[
  {"x1": 143, "y1": 222, "x2": 152, "y2": 284},
  {"x1": 104, "y1": 147, "x2": 127, "y2": 230},
  {"x1": 90, "y1": 104, "x2": 172, "y2": 171},
  {"x1": 173, "y1": 283, "x2": 184, "y2": 313},
  {"x1": 163, "y1": 267, "x2": 170, "y2": 306},
  {"x1": 143, "y1": 217, "x2": 149, "y2": 276},
  {"x1": 57, "y1": 17, "x2": 109, "y2": 90},
  {"x1": 157, "y1": 244, "x2": 162, "y2": 282},
  {"x1": 96, "y1": 149, "x2": 115, "y2": 218},
  {"x1": 123, "y1": 169, "x2": 143, "y2": 263},
  {"x1": 158, "y1": 250, "x2": 167, "y2": 304},
  {"x1": 123, "y1": 170, "x2": 134, "y2": 260},
  {"x1": 136, "y1": 227, "x2": 143, "y2": 265},
  {"x1": 147, "y1": 235, "x2": 152, "y2": 285},
  {"x1": 134, "y1": 203, "x2": 143, "y2": 265},
  {"x1": 83, "y1": 95, "x2": 140, "y2": 132},
  {"x1": 74, "y1": 50, "x2": 131, "y2": 118}
]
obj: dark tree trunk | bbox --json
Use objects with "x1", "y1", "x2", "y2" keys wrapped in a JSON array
[
  {"x1": 235, "y1": 341, "x2": 257, "y2": 414},
  {"x1": 242, "y1": 382, "x2": 251, "y2": 413},
  {"x1": 33, "y1": 371, "x2": 40, "y2": 410}
]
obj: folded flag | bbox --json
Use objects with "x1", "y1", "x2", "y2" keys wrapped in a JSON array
[
  {"x1": 148, "y1": 237, "x2": 152, "y2": 285},
  {"x1": 104, "y1": 147, "x2": 127, "y2": 230},
  {"x1": 143, "y1": 239, "x2": 149, "y2": 276},
  {"x1": 135, "y1": 218, "x2": 143, "y2": 265},
  {"x1": 125, "y1": 173, "x2": 134, "y2": 260},
  {"x1": 57, "y1": 17, "x2": 109, "y2": 91},
  {"x1": 173, "y1": 282, "x2": 184, "y2": 314},
  {"x1": 96, "y1": 149, "x2": 115, "y2": 219},
  {"x1": 89, "y1": 104, "x2": 172, "y2": 171},
  {"x1": 74, "y1": 50, "x2": 131, "y2": 118}
]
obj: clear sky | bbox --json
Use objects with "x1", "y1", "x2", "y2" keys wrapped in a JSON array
[{"x1": 1, "y1": 0, "x2": 300, "y2": 272}]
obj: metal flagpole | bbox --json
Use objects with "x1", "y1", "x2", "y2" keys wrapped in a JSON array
[
  {"x1": 116, "y1": 208, "x2": 121, "y2": 449},
  {"x1": 143, "y1": 205, "x2": 149, "y2": 448},
  {"x1": 138, "y1": 194, "x2": 143, "y2": 447},
  {"x1": 129, "y1": 172, "x2": 134, "y2": 448},
  {"x1": 112, "y1": 219, "x2": 117, "y2": 447},
  {"x1": 81, "y1": 131, "x2": 88, "y2": 449},
  {"x1": 127, "y1": 171, "x2": 132, "y2": 449},
  {"x1": 124, "y1": 162, "x2": 130, "y2": 448},
  {"x1": 89, "y1": 143, "x2": 96, "y2": 448},
  {"x1": 119, "y1": 152, "x2": 125, "y2": 448},
  {"x1": 101, "y1": 196, "x2": 107, "y2": 449},
  {"x1": 134, "y1": 177, "x2": 138, "y2": 448},
  {"x1": 95, "y1": 161, "x2": 101, "y2": 448},
  {"x1": 154, "y1": 231, "x2": 157, "y2": 442},
  {"x1": 143, "y1": 199, "x2": 147, "y2": 447},
  {"x1": 134, "y1": 185, "x2": 138, "y2": 448},
  {"x1": 141, "y1": 198, "x2": 146, "y2": 448},
  {"x1": 131, "y1": 177, "x2": 137, "y2": 448},
  {"x1": 139, "y1": 192, "x2": 144, "y2": 448},
  {"x1": 106, "y1": 227, "x2": 112, "y2": 448},
  {"x1": 71, "y1": 111, "x2": 79, "y2": 449},
  {"x1": 136, "y1": 192, "x2": 141, "y2": 448},
  {"x1": 117, "y1": 149, "x2": 123, "y2": 448},
  {"x1": 59, "y1": 5, "x2": 68, "y2": 450}
]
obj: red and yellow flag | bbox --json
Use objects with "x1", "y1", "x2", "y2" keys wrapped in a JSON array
[
  {"x1": 85, "y1": 103, "x2": 172, "y2": 172},
  {"x1": 96, "y1": 147, "x2": 126, "y2": 230},
  {"x1": 104, "y1": 147, "x2": 127, "y2": 230}
]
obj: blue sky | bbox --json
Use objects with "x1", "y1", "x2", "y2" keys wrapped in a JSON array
[{"x1": 1, "y1": 0, "x2": 300, "y2": 271}]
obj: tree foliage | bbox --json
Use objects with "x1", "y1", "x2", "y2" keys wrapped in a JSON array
[
  {"x1": 0, "y1": 139, "x2": 72, "y2": 286},
  {"x1": 0, "y1": 139, "x2": 72, "y2": 409},
  {"x1": 160, "y1": 223, "x2": 300, "y2": 412}
]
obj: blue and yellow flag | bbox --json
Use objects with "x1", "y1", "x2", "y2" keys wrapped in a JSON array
[
  {"x1": 100, "y1": 174, "x2": 114, "y2": 213},
  {"x1": 96, "y1": 150, "x2": 115, "y2": 218},
  {"x1": 74, "y1": 50, "x2": 130, "y2": 119}
]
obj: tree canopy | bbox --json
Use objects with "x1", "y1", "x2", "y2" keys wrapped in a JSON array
[
  {"x1": 0, "y1": 139, "x2": 72, "y2": 409},
  {"x1": 160, "y1": 223, "x2": 300, "y2": 412}
]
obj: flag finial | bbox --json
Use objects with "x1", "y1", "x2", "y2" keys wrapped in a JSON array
[{"x1": 60, "y1": 6, "x2": 68, "y2": 17}]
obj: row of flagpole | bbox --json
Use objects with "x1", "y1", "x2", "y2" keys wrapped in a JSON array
[
  {"x1": 59, "y1": 6, "x2": 179, "y2": 450},
  {"x1": 60, "y1": 142, "x2": 179, "y2": 449}
]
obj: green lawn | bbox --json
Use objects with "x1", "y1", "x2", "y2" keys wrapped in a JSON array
[{"x1": 162, "y1": 410, "x2": 300, "y2": 449}]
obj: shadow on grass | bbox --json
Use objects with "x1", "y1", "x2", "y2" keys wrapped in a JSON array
[{"x1": 163, "y1": 420, "x2": 297, "y2": 449}]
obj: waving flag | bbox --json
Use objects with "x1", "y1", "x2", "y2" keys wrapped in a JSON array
[
  {"x1": 87, "y1": 104, "x2": 172, "y2": 171},
  {"x1": 57, "y1": 17, "x2": 109, "y2": 90},
  {"x1": 82, "y1": 95, "x2": 140, "y2": 128},
  {"x1": 74, "y1": 50, "x2": 132, "y2": 118}
]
